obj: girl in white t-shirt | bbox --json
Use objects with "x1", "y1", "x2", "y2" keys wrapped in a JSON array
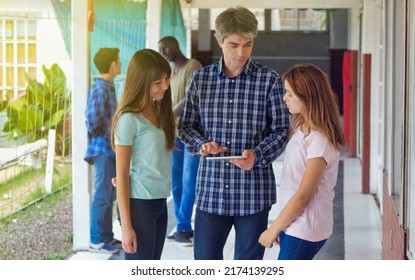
[
  {"x1": 110, "y1": 49, "x2": 175, "y2": 260},
  {"x1": 259, "y1": 63, "x2": 345, "y2": 260}
]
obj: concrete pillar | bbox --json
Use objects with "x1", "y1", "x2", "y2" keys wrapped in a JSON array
[
  {"x1": 146, "y1": 0, "x2": 162, "y2": 51},
  {"x1": 71, "y1": 0, "x2": 91, "y2": 251}
]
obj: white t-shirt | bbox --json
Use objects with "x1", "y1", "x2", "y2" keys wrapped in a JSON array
[{"x1": 279, "y1": 128, "x2": 340, "y2": 242}]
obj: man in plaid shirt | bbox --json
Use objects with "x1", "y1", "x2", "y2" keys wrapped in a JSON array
[
  {"x1": 85, "y1": 48, "x2": 121, "y2": 254},
  {"x1": 178, "y1": 7, "x2": 289, "y2": 260}
]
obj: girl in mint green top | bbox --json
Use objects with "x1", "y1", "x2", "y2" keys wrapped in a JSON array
[
  {"x1": 114, "y1": 112, "x2": 171, "y2": 199},
  {"x1": 111, "y1": 49, "x2": 175, "y2": 260}
]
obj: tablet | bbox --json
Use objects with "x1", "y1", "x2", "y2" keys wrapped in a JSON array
[{"x1": 205, "y1": 156, "x2": 245, "y2": 160}]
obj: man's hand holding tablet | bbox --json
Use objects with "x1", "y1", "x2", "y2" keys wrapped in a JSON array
[{"x1": 202, "y1": 145, "x2": 256, "y2": 171}]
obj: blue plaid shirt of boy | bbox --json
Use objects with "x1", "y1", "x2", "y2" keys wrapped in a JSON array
[
  {"x1": 84, "y1": 78, "x2": 117, "y2": 164},
  {"x1": 178, "y1": 58, "x2": 290, "y2": 216}
]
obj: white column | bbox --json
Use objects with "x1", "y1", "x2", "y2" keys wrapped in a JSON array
[
  {"x1": 349, "y1": 6, "x2": 362, "y2": 50},
  {"x1": 71, "y1": 0, "x2": 91, "y2": 251},
  {"x1": 184, "y1": 1, "x2": 192, "y2": 58},
  {"x1": 146, "y1": 0, "x2": 162, "y2": 51}
]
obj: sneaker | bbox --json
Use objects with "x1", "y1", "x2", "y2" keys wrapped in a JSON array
[
  {"x1": 109, "y1": 239, "x2": 122, "y2": 249},
  {"x1": 174, "y1": 230, "x2": 192, "y2": 244},
  {"x1": 166, "y1": 229, "x2": 193, "y2": 240},
  {"x1": 166, "y1": 232, "x2": 175, "y2": 240},
  {"x1": 89, "y1": 242, "x2": 119, "y2": 254}
]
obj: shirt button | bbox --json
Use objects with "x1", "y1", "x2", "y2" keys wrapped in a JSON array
[
  {"x1": 231, "y1": 80, "x2": 235, "y2": 83},
  {"x1": 226, "y1": 162, "x2": 229, "y2": 166},
  {"x1": 229, "y1": 99, "x2": 233, "y2": 103},
  {"x1": 226, "y1": 141, "x2": 230, "y2": 145},
  {"x1": 228, "y1": 120, "x2": 232, "y2": 123},
  {"x1": 225, "y1": 185, "x2": 229, "y2": 188}
]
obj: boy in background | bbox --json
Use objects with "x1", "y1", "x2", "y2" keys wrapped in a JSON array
[{"x1": 85, "y1": 48, "x2": 121, "y2": 254}]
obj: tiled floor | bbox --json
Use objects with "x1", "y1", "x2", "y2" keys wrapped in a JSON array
[
  {"x1": 68, "y1": 156, "x2": 382, "y2": 260},
  {"x1": 343, "y1": 157, "x2": 382, "y2": 259}
]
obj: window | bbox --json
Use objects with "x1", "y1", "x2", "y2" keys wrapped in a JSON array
[
  {"x1": 270, "y1": 9, "x2": 327, "y2": 32},
  {"x1": 0, "y1": 14, "x2": 37, "y2": 100},
  {"x1": 182, "y1": 8, "x2": 199, "y2": 30}
]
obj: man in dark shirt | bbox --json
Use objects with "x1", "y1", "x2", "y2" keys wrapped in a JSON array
[
  {"x1": 85, "y1": 48, "x2": 121, "y2": 254},
  {"x1": 178, "y1": 7, "x2": 289, "y2": 260},
  {"x1": 158, "y1": 36, "x2": 202, "y2": 244}
]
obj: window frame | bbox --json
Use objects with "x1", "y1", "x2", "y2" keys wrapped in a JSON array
[{"x1": 0, "y1": 14, "x2": 38, "y2": 100}]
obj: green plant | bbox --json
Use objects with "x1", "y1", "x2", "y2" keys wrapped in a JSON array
[{"x1": 1, "y1": 63, "x2": 71, "y2": 156}]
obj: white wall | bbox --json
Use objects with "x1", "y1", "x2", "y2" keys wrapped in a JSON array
[
  {"x1": 362, "y1": 0, "x2": 383, "y2": 198},
  {"x1": 36, "y1": 16, "x2": 72, "y2": 82}
]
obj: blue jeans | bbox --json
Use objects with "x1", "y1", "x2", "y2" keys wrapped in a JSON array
[
  {"x1": 124, "y1": 198, "x2": 168, "y2": 260},
  {"x1": 194, "y1": 207, "x2": 270, "y2": 260},
  {"x1": 278, "y1": 231, "x2": 327, "y2": 260},
  {"x1": 171, "y1": 137, "x2": 199, "y2": 231},
  {"x1": 90, "y1": 154, "x2": 116, "y2": 244}
]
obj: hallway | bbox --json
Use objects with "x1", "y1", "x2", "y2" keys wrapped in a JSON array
[{"x1": 69, "y1": 156, "x2": 382, "y2": 260}]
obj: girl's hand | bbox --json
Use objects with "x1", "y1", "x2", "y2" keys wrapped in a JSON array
[
  {"x1": 258, "y1": 226, "x2": 281, "y2": 248},
  {"x1": 122, "y1": 226, "x2": 137, "y2": 254},
  {"x1": 111, "y1": 177, "x2": 117, "y2": 187}
]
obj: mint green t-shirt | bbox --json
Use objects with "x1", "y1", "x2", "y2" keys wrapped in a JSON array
[{"x1": 114, "y1": 112, "x2": 172, "y2": 199}]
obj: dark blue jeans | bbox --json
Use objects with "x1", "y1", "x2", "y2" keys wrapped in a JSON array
[
  {"x1": 124, "y1": 198, "x2": 168, "y2": 260},
  {"x1": 278, "y1": 231, "x2": 327, "y2": 260},
  {"x1": 194, "y1": 207, "x2": 270, "y2": 260},
  {"x1": 171, "y1": 137, "x2": 199, "y2": 231},
  {"x1": 90, "y1": 154, "x2": 116, "y2": 244}
]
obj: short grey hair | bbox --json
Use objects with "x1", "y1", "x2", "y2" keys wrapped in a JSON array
[{"x1": 214, "y1": 6, "x2": 258, "y2": 41}]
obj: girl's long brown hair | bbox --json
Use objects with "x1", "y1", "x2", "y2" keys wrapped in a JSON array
[
  {"x1": 111, "y1": 49, "x2": 175, "y2": 150},
  {"x1": 282, "y1": 63, "x2": 345, "y2": 150}
]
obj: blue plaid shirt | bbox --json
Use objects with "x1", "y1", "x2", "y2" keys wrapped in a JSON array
[
  {"x1": 84, "y1": 78, "x2": 117, "y2": 164},
  {"x1": 178, "y1": 58, "x2": 289, "y2": 216}
]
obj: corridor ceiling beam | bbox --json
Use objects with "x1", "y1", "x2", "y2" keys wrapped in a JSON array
[{"x1": 185, "y1": 0, "x2": 362, "y2": 9}]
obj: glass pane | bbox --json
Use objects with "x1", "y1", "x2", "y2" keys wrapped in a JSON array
[
  {"x1": 272, "y1": 9, "x2": 298, "y2": 31},
  {"x1": 5, "y1": 20, "x2": 14, "y2": 38},
  {"x1": 271, "y1": 9, "x2": 327, "y2": 32},
  {"x1": 6, "y1": 67, "x2": 14, "y2": 86},
  {"x1": 270, "y1": 9, "x2": 282, "y2": 31},
  {"x1": 16, "y1": 20, "x2": 26, "y2": 38},
  {"x1": 251, "y1": 9, "x2": 265, "y2": 31},
  {"x1": 28, "y1": 20, "x2": 36, "y2": 39},
  {"x1": 181, "y1": 8, "x2": 199, "y2": 30},
  {"x1": 6, "y1": 44, "x2": 14, "y2": 63},
  {"x1": 17, "y1": 44, "x2": 26, "y2": 64},
  {"x1": 299, "y1": 9, "x2": 327, "y2": 31},
  {"x1": 18, "y1": 67, "x2": 26, "y2": 86},
  {"x1": 28, "y1": 43, "x2": 36, "y2": 63},
  {"x1": 27, "y1": 67, "x2": 36, "y2": 80}
]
